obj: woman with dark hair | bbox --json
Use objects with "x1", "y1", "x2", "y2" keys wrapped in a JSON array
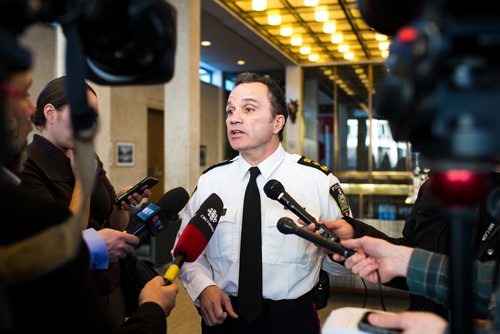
[{"x1": 19, "y1": 76, "x2": 148, "y2": 325}]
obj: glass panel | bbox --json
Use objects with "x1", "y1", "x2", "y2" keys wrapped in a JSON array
[{"x1": 302, "y1": 63, "x2": 417, "y2": 219}]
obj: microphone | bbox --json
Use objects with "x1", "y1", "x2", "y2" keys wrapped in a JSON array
[
  {"x1": 264, "y1": 179, "x2": 340, "y2": 242},
  {"x1": 277, "y1": 217, "x2": 355, "y2": 258},
  {"x1": 164, "y1": 193, "x2": 224, "y2": 284},
  {"x1": 128, "y1": 187, "x2": 190, "y2": 243}
]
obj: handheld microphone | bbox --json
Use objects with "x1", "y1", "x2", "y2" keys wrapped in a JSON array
[
  {"x1": 264, "y1": 179, "x2": 340, "y2": 242},
  {"x1": 128, "y1": 187, "x2": 190, "y2": 243},
  {"x1": 277, "y1": 217, "x2": 355, "y2": 258},
  {"x1": 164, "y1": 193, "x2": 224, "y2": 284}
]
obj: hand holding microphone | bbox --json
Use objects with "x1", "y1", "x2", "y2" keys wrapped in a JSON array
[
  {"x1": 264, "y1": 179, "x2": 340, "y2": 242},
  {"x1": 277, "y1": 217, "x2": 355, "y2": 258},
  {"x1": 164, "y1": 193, "x2": 224, "y2": 285},
  {"x1": 127, "y1": 186, "x2": 190, "y2": 245}
]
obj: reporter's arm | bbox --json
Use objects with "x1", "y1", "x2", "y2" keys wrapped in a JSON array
[
  {"x1": 82, "y1": 228, "x2": 109, "y2": 270},
  {"x1": 406, "y1": 249, "x2": 495, "y2": 318}
]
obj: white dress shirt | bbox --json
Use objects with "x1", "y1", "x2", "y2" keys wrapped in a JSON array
[{"x1": 177, "y1": 144, "x2": 351, "y2": 305}]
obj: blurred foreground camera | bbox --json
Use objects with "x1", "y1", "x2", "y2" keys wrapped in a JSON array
[
  {"x1": 360, "y1": 1, "x2": 500, "y2": 166},
  {"x1": 0, "y1": 0, "x2": 176, "y2": 85}
]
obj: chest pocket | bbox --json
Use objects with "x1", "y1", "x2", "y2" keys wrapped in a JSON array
[
  {"x1": 206, "y1": 208, "x2": 240, "y2": 261},
  {"x1": 263, "y1": 209, "x2": 315, "y2": 265}
]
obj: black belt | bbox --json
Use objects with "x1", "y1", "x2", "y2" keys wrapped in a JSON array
[{"x1": 230, "y1": 289, "x2": 315, "y2": 317}]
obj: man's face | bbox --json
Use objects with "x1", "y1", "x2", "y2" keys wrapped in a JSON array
[
  {"x1": 225, "y1": 82, "x2": 284, "y2": 161},
  {"x1": 3, "y1": 71, "x2": 35, "y2": 173}
]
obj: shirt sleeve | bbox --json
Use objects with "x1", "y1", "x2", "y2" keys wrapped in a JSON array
[
  {"x1": 82, "y1": 228, "x2": 109, "y2": 271},
  {"x1": 407, "y1": 248, "x2": 494, "y2": 318}
]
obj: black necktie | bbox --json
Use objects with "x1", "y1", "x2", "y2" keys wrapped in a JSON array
[{"x1": 238, "y1": 166, "x2": 262, "y2": 323}]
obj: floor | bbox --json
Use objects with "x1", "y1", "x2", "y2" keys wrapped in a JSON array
[{"x1": 165, "y1": 276, "x2": 410, "y2": 334}]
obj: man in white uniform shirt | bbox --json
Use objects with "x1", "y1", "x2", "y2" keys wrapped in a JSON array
[{"x1": 175, "y1": 72, "x2": 351, "y2": 334}]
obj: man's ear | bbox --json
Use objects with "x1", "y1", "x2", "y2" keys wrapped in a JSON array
[
  {"x1": 273, "y1": 114, "x2": 285, "y2": 134},
  {"x1": 43, "y1": 104, "x2": 56, "y2": 124}
]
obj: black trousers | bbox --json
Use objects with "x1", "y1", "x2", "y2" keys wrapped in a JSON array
[{"x1": 201, "y1": 291, "x2": 320, "y2": 334}]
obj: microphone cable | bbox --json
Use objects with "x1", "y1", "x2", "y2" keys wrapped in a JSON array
[
  {"x1": 376, "y1": 270, "x2": 387, "y2": 311},
  {"x1": 359, "y1": 270, "x2": 386, "y2": 311}
]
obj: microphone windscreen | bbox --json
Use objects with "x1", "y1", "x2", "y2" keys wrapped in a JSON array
[
  {"x1": 157, "y1": 187, "x2": 190, "y2": 219},
  {"x1": 173, "y1": 193, "x2": 223, "y2": 262},
  {"x1": 264, "y1": 179, "x2": 284, "y2": 200},
  {"x1": 277, "y1": 217, "x2": 295, "y2": 234}
]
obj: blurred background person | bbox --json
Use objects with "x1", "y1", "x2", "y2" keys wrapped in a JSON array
[{"x1": 18, "y1": 76, "x2": 152, "y2": 325}]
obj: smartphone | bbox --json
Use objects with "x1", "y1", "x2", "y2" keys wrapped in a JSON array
[
  {"x1": 114, "y1": 176, "x2": 159, "y2": 207},
  {"x1": 358, "y1": 312, "x2": 402, "y2": 334}
]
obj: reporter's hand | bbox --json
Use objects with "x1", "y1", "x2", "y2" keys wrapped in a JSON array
[
  {"x1": 139, "y1": 276, "x2": 179, "y2": 317},
  {"x1": 368, "y1": 311, "x2": 447, "y2": 334},
  {"x1": 117, "y1": 186, "x2": 152, "y2": 211},
  {"x1": 98, "y1": 229, "x2": 139, "y2": 263},
  {"x1": 199, "y1": 285, "x2": 238, "y2": 326},
  {"x1": 298, "y1": 218, "x2": 355, "y2": 262},
  {"x1": 342, "y1": 236, "x2": 413, "y2": 283}
]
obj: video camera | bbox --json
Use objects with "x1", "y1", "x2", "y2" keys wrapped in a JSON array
[
  {"x1": 358, "y1": 2, "x2": 499, "y2": 332},
  {"x1": 0, "y1": 0, "x2": 176, "y2": 163},
  {"x1": 359, "y1": 1, "x2": 500, "y2": 169},
  {"x1": 0, "y1": 0, "x2": 176, "y2": 85}
]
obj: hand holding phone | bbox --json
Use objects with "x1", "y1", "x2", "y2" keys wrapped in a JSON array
[
  {"x1": 358, "y1": 312, "x2": 402, "y2": 334},
  {"x1": 114, "y1": 176, "x2": 159, "y2": 208}
]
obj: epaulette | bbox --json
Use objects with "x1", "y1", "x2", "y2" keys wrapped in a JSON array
[
  {"x1": 202, "y1": 159, "x2": 234, "y2": 174},
  {"x1": 297, "y1": 156, "x2": 332, "y2": 176}
]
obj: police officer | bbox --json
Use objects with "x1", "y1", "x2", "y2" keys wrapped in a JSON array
[{"x1": 175, "y1": 72, "x2": 351, "y2": 334}]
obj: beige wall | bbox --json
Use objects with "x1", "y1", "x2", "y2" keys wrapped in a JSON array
[
  {"x1": 200, "y1": 81, "x2": 224, "y2": 170},
  {"x1": 105, "y1": 85, "x2": 164, "y2": 190},
  {"x1": 20, "y1": 23, "x2": 57, "y2": 113}
]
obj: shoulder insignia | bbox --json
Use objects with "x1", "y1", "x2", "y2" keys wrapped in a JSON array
[
  {"x1": 202, "y1": 159, "x2": 234, "y2": 174},
  {"x1": 297, "y1": 156, "x2": 332, "y2": 176},
  {"x1": 329, "y1": 183, "x2": 351, "y2": 217}
]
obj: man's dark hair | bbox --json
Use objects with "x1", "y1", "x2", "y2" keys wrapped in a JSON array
[
  {"x1": 233, "y1": 72, "x2": 288, "y2": 141},
  {"x1": 32, "y1": 76, "x2": 97, "y2": 129}
]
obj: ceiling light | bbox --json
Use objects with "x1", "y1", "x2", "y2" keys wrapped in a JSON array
[
  {"x1": 304, "y1": 0, "x2": 319, "y2": 6},
  {"x1": 375, "y1": 33, "x2": 388, "y2": 41},
  {"x1": 331, "y1": 32, "x2": 343, "y2": 44},
  {"x1": 252, "y1": 0, "x2": 266, "y2": 11},
  {"x1": 381, "y1": 50, "x2": 390, "y2": 58},
  {"x1": 267, "y1": 10, "x2": 281, "y2": 26},
  {"x1": 337, "y1": 44, "x2": 349, "y2": 53},
  {"x1": 315, "y1": 6, "x2": 329, "y2": 22},
  {"x1": 323, "y1": 20, "x2": 336, "y2": 34},
  {"x1": 200, "y1": 40, "x2": 211, "y2": 46},
  {"x1": 344, "y1": 52, "x2": 355, "y2": 60},
  {"x1": 300, "y1": 46, "x2": 311, "y2": 55},
  {"x1": 378, "y1": 41, "x2": 390, "y2": 50},
  {"x1": 308, "y1": 54, "x2": 320, "y2": 62},
  {"x1": 237, "y1": 60, "x2": 246, "y2": 65},
  {"x1": 280, "y1": 25, "x2": 293, "y2": 37},
  {"x1": 290, "y1": 34, "x2": 303, "y2": 46}
]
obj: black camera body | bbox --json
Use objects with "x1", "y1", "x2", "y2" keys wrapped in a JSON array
[
  {"x1": 0, "y1": 0, "x2": 176, "y2": 85},
  {"x1": 360, "y1": 1, "x2": 500, "y2": 166}
]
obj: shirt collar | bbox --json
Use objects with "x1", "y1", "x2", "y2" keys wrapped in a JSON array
[
  {"x1": 236, "y1": 143, "x2": 285, "y2": 181},
  {"x1": 0, "y1": 166, "x2": 21, "y2": 185}
]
